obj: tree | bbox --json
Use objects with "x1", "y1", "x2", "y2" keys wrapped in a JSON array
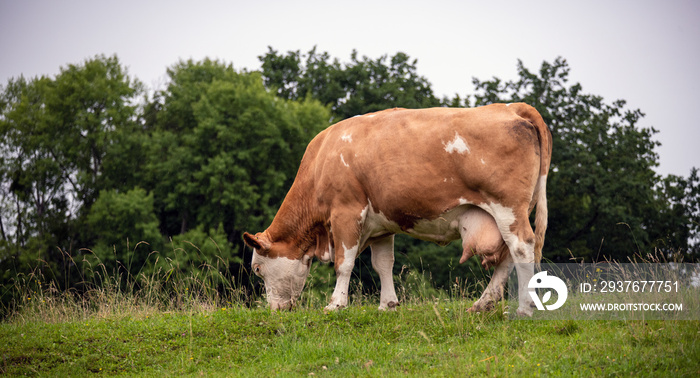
[
  {"x1": 47, "y1": 55, "x2": 143, "y2": 209},
  {"x1": 259, "y1": 47, "x2": 442, "y2": 120},
  {"x1": 85, "y1": 188, "x2": 162, "y2": 276},
  {"x1": 143, "y1": 59, "x2": 331, "y2": 246},
  {"x1": 0, "y1": 76, "x2": 66, "y2": 271},
  {"x1": 653, "y1": 169, "x2": 700, "y2": 256},
  {"x1": 0, "y1": 55, "x2": 143, "y2": 285}
]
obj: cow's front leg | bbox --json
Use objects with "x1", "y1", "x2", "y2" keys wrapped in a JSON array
[
  {"x1": 324, "y1": 206, "x2": 365, "y2": 311},
  {"x1": 324, "y1": 241, "x2": 359, "y2": 311},
  {"x1": 370, "y1": 235, "x2": 399, "y2": 310}
]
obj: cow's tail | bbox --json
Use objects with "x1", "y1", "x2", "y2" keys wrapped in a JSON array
[
  {"x1": 533, "y1": 172, "x2": 548, "y2": 264},
  {"x1": 512, "y1": 103, "x2": 552, "y2": 264}
]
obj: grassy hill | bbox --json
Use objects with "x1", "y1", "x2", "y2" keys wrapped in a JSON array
[{"x1": 2, "y1": 294, "x2": 698, "y2": 376}]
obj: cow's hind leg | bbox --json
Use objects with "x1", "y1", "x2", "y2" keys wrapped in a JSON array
[
  {"x1": 486, "y1": 203, "x2": 537, "y2": 316},
  {"x1": 510, "y1": 238, "x2": 537, "y2": 316},
  {"x1": 468, "y1": 253, "x2": 513, "y2": 313},
  {"x1": 370, "y1": 235, "x2": 399, "y2": 311}
]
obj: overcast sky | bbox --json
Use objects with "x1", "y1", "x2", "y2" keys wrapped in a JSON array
[{"x1": 1, "y1": 0, "x2": 698, "y2": 177}]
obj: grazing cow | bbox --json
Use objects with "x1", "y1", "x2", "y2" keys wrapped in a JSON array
[{"x1": 243, "y1": 103, "x2": 552, "y2": 316}]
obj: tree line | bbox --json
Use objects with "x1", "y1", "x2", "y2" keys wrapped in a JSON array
[{"x1": 1, "y1": 48, "x2": 698, "y2": 299}]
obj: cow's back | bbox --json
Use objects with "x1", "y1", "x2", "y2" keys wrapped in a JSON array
[{"x1": 309, "y1": 105, "x2": 542, "y2": 225}]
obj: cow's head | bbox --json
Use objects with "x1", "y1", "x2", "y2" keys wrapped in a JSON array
[{"x1": 243, "y1": 231, "x2": 312, "y2": 310}]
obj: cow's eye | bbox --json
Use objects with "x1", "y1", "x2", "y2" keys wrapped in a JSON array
[{"x1": 253, "y1": 264, "x2": 262, "y2": 277}]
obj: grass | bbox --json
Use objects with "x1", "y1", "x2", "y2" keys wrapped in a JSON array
[
  {"x1": 1, "y1": 300, "x2": 699, "y2": 376},
  {"x1": 1, "y1": 248, "x2": 699, "y2": 376}
]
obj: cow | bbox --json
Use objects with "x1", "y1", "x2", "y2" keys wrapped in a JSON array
[{"x1": 243, "y1": 103, "x2": 552, "y2": 316}]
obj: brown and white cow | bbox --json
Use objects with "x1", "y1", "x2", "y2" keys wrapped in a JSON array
[{"x1": 243, "y1": 103, "x2": 552, "y2": 316}]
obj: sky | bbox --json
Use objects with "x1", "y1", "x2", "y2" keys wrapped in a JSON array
[{"x1": 1, "y1": 0, "x2": 698, "y2": 177}]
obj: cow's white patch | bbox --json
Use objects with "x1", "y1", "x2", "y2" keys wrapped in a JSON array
[
  {"x1": 444, "y1": 132, "x2": 470, "y2": 154},
  {"x1": 458, "y1": 198, "x2": 472, "y2": 205},
  {"x1": 340, "y1": 153, "x2": 349, "y2": 167},
  {"x1": 481, "y1": 158, "x2": 486, "y2": 165},
  {"x1": 341, "y1": 133, "x2": 352, "y2": 143},
  {"x1": 479, "y1": 202, "x2": 517, "y2": 248},
  {"x1": 359, "y1": 203, "x2": 369, "y2": 223},
  {"x1": 327, "y1": 227, "x2": 335, "y2": 262},
  {"x1": 325, "y1": 243, "x2": 359, "y2": 310},
  {"x1": 252, "y1": 251, "x2": 310, "y2": 310},
  {"x1": 366, "y1": 114, "x2": 376, "y2": 118},
  {"x1": 339, "y1": 243, "x2": 358, "y2": 272}
]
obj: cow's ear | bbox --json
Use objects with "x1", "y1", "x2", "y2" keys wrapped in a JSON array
[{"x1": 243, "y1": 232, "x2": 269, "y2": 251}]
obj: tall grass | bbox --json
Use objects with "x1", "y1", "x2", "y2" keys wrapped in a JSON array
[
  {"x1": 1, "y1": 239, "x2": 255, "y2": 324},
  {"x1": 4, "y1": 236, "x2": 689, "y2": 324},
  {"x1": 2, "y1": 236, "x2": 501, "y2": 325}
]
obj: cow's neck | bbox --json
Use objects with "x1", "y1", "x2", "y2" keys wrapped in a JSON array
[{"x1": 266, "y1": 174, "x2": 321, "y2": 255}]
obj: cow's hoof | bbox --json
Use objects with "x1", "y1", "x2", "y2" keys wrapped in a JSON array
[
  {"x1": 324, "y1": 303, "x2": 345, "y2": 312},
  {"x1": 378, "y1": 301, "x2": 400, "y2": 311},
  {"x1": 515, "y1": 307, "x2": 533, "y2": 317},
  {"x1": 467, "y1": 301, "x2": 494, "y2": 313}
]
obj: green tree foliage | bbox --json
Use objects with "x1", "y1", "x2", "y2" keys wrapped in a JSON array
[
  {"x1": 259, "y1": 47, "x2": 441, "y2": 120},
  {"x1": 0, "y1": 55, "x2": 143, "y2": 286},
  {"x1": 85, "y1": 188, "x2": 162, "y2": 275},
  {"x1": 47, "y1": 56, "x2": 143, "y2": 208},
  {"x1": 0, "y1": 76, "x2": 62, "y2": 258},
  {"x1": 654, "y1": 169, "x2": 700, "y2": 255},
  {"x1": 142, "y1": 59, "x2": 330, "y2": 243}
]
